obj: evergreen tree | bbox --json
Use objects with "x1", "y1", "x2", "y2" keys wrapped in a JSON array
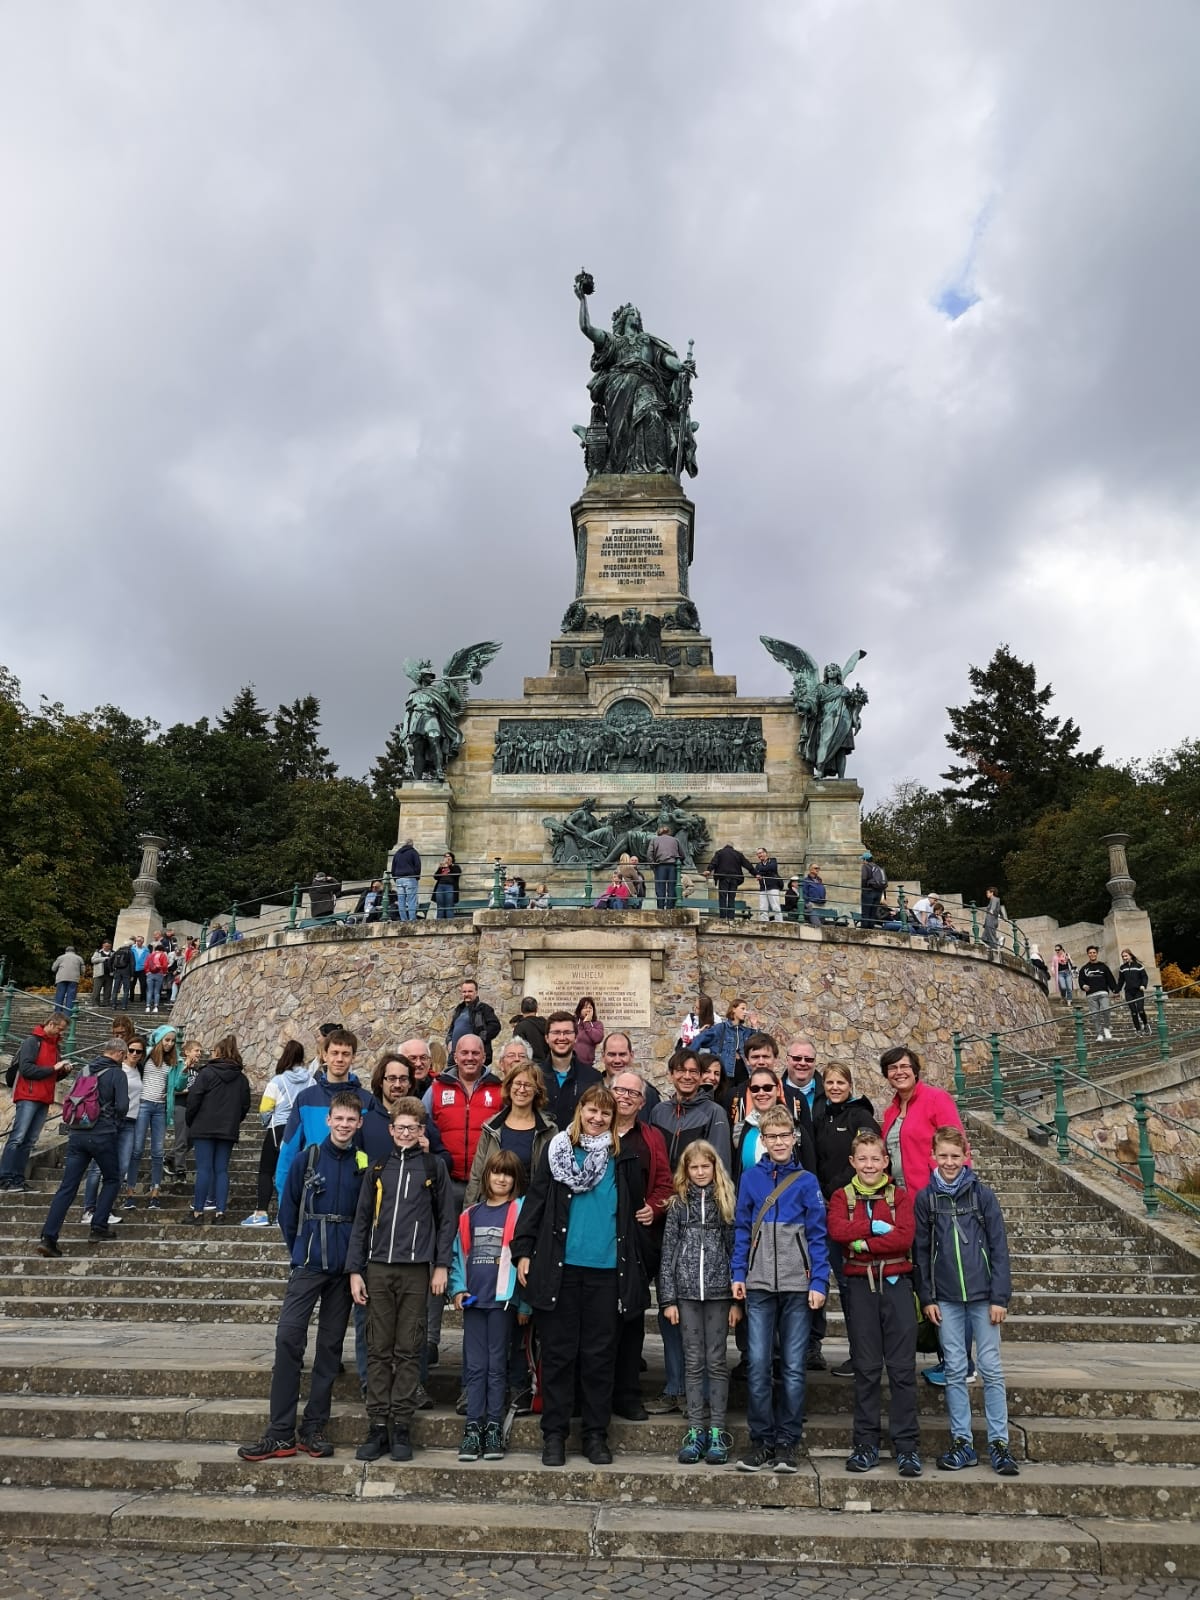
[
  {"x1": 370, "y1": 723, "x2": 409, "y2": 801},
  {"x1": 273, "y1": 696, "x2": 336, "y2": 783},
  {"x1": 861, "y1": 780, "x2": 952, "y2": 885},
  {"x1": 217, "y1": 685, "x2": 271, "y2": 740}
]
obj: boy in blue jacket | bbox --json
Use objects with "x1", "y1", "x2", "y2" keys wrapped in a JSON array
[
  {"x1": 913, "y1": 1125, "x2": 1018, "y2": 1476},
  {"x1": 731, "y1": 1105, "x2": 829, "y2": 1474},
  {"x1": 237, "y1": 1093, "x2": 369, "y2": 1462}
]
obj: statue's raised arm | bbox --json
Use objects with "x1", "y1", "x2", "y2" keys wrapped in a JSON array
[{"x1": 399, "y1": 640, "x2": 501, "y2": 784}]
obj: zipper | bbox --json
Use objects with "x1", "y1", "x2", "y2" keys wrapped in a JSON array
[{"x1": 699, "y1": 1189, "x2": 706, "y2": 1302}]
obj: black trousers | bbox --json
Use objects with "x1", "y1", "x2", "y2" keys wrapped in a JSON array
[
  {"x1": 612, "y1": 1310, "x2": 646, "y2": 1414},
  {"x1": 268, "y1": 1266, "x2": 352, "y2": 1439},
  {"x1": 256, "y1": 1125, "x2": 283, "y2": 1212},
  {"x1": 843, "y1": 1275, "x2": 919, "y2": 1453},
  {"x1": 715, "y1": 876, "x2": 739, "y2": 919},
  {"x1": 538, "y1": 1266, "x2": 619, "y2": 1441}
]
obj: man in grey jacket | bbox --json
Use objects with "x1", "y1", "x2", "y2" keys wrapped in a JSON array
[
  {"x1": 648, "y1": 828, "x2": 684, "y2": 909},
  {"x1": 647, "y1": 1050, "x2": 733, "y2": 1173},
  {"x1": 50, "y1": 947, "x2": 85, "y2": 1015}
]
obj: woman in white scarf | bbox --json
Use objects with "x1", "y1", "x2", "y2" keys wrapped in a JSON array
[{"x1": 512, "y1": 1084, "x2": 648, "y2": 1468}]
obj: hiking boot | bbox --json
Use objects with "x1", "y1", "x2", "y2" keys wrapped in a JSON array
[
  {"x1": 737, "y1": 1443, "x2": 777, "y2": 1473},
  {"x1": 482, "y1": 1421, "x2": 504, "y2": 1460},
  {"x1": 457, "y1": 1422, "x2": 483, "y2": 1462},
  {"x1": 36, "y1": 1237, "x2": 62, "y2": 1259},
  {"x1": 676, "y1": 1426, "x2": 705, "y2": 1465},
  {"x1": 989, "y1": 1439, "x2": 1020, "y2": 1476},
  {"x1": 896, "y1": 1450, "x2": 923, "y2": 1477},
  {"x1": 583, "y1": 1433, "x2": 612, "y2": 1465},
  {"x1": 88, "y1": 1228, "x2": 118, "y2": 1243},
  {"x1": 705, "y1": 1428, "x2": 732, "y2": 1465},
  {"x1": 775, "y1": 1442, "x2": 800, "y2": 1473},
  {"x1": 413, "y1": 1385, "x2": 434, "y2": 1411},
  {"x1": 845, "y1": 1443, "x2": 880, "y2": 1473},
  {"x1": 831, "y1": 1358, "x2": 855, "y2": 1378},
  {"x1": 806, "y1": 1342, "x2": 826, "y2": 1371},
  {"x1": 542, "y1": 1435, "x2": 566, "y2": 1467},
  {"x1": 389, "y1": 1427, "x2": 413, "y2": 1462},
  {"x1": 237, "y1": 1434, "x2": 296, "y2": 1461},
  {"x1": 297, "y1": 1428, "x2": 334, "y2": 1458},
  {"x1": 937, "y1": 1438, "x2": 979, "y2": 1472},
  {"x1": 355, "y1": 1422, "x2": 390, "y2": 1461},
  {"x1": 645, "y1": 1390, "x2": 681, "y2": 1415}
]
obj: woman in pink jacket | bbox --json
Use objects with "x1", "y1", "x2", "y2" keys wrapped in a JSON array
[{"x1": 878, "y1": 1045, "x2": 964, "y2": 1194}]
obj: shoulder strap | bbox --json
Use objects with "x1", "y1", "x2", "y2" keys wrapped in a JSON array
[{"x1": 750, "y1": 1169, "x2": 806, "y2": 1255}]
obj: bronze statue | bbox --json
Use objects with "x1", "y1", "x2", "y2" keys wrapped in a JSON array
[
  {"x1": 399, "y1": 642, "x2": 501, "y2": 783},
  {"x1": 573, "y1": 270, "x2": 698, "y2": 479},
  {"x1": 760, "y1": 638, "x2": 868, "y2": 779}
]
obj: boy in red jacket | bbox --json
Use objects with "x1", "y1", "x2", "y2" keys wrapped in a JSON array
[{"x1": 826, "y1": 1129, "x2": 920, "y2": 1477}]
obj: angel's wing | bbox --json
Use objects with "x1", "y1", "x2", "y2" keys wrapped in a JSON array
[
  {"x1": 842, "y1": 648, "x2": 867, "y2": 682},
  {"x1": 442, "y1": 640, "x2": 503, "y2": 686},
  {"x1": 760, "y1": 635, "x2": 819, "y2": 686},
  {"x1": 402, "y1": 657, "x2": 427, "y2": 687}
]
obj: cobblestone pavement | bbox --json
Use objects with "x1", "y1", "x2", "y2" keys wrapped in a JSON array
[{"x1": 0, "y1": 1549, "x2": 1197, "y2": 1600}]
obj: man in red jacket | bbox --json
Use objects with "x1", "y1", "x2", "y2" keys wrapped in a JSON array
[{"x1": 1, "y1": 1016, "x2": 69, "y2": 1192}]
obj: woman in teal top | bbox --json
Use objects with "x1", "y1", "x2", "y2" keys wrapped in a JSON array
[{"x1": 513, "y1": 1085, "x2": 648, "y2": 1468}]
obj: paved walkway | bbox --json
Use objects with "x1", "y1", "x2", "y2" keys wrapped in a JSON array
[{"x1": 0, "y1": 1548, "x2": 1198, "y2": 1600}]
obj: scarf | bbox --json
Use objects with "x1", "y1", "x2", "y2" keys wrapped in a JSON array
[
  {"x1": 850, "y1": 1174, "x2": 891, "y2": 1200},
  {"x1": 931, "y1": 1166, "x2": 971, "y2": 1196},
  {"x1": 547, "y1": 1129, "x2": 612, "y2": 1193}
]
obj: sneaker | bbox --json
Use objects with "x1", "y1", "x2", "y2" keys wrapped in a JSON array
[
  {"x1": 297, "y1": 1428, "x2": 334, "y2": 1458},
  {"x1": 645, "y1": 1390, "x2": 682, "y2": 1415},
  {"x1": 455, "y1": 1388, "x2": 468, "y2": 1416},
  {"x1": 737, "y1": 1443, "x2": 777, "y2": 1473},
  {"x1": 237, "y1": 1434, "x2": 296, "y2": 1461},
  {"x1": 458, "y1": 1422, "x2": 483, "y2": 1462},
  {"x1": 831, "y1": 1358, "x2": 855, "y2": 1378},
  {"x1": 389, "y1": 1427, "x2": 413, "y2": 1462},
  {"x1": 240, "y1": 1212, "x2": 271, "y2": 1227},
  {"x1": 896, "y1": 1450, "x2": 923, "y2": 1478},
  {"x1": 937, "y1": 1438, "x2": 979, "y2": 1472},
  {"x1": 80, "y1": 1211, "x2": 94, "y2": 1226},
  {"x1": 966, "y1": 1359, "x2": 978, "y2": 1383},
  {"x1": 36, "y1": 1237, "x2": 62, "y2": 1259},
  {"x1": 677, "y1": 1427, "x2": 705, "y2": 1465},
  {"x1": 355, "y1": 1422, "x2": 390, "y2": 1461},
  {"x1": 922, "y1": 1363, "x2": 946, "y2": 1387},
  {"x1": 181, "y1": 1211, "x2": 204, "y2": 1226},
  {"x1": 88, "y1": 1227, "x2": 118, "y2": 1242},
  {"x1": 775, "y1": 1442, "x2": 800, "y2": 1473},
  {"x1": 846, "y1": 1443, "x2": 880, "y2": 1473},
  {"x1": 583, "y1": 1434, "x2": 612, "y2": 1465},
  {"x1": 203, "y1": 1202, "x2": 218, "y2": 1213},
  {"x1": 705, "y1": 1428, "x2": 732, "y2": 1466},
  {"x1": 482, "y1": 1421, "x2": 504, "y2": 1461},
  {"x1": 413, "y1": 1385, "x2": 434, "y2": 1411},
  {"x1": 123, "y1": 1195, "x2": 138, "y2": 1211},
  {"x1": 806, "y1": 1343, "x2": 827, "y2": 1371},
  {"x1": 989, "y1": 1439, "x2": 1020, "y2": 1476},
  {"x1": 147, "y1": 1197, "x2": 162, "y2": 1211}
]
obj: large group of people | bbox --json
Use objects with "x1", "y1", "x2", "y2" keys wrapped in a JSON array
[{"x1": 12, "y1": 980, "x2": 1030, "y2": 1481}]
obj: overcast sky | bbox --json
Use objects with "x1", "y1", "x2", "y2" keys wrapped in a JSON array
[{"x1": 3, "y1": 1, "x2": 1198, "y2": 811}]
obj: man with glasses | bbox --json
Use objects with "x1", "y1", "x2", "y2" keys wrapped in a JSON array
[
  {"x1": 610, "y1": 1072, "x2": 673, "y2": 1420},
  {"x1": 541, "y1": 1012, "x2": 603, "y2": 1129},
  {"x1": 598, "y1": 1031, "x2": 660, "y2": 1114}
]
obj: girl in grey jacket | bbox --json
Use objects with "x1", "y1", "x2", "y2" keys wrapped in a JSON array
[{"x1": 659, "y1": 1140, "x2": 740, "y2": 1466}]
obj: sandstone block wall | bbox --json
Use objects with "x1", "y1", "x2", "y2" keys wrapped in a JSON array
[{"x1": 168, "y1": 912, "x2": 1052, "y2": 1095}]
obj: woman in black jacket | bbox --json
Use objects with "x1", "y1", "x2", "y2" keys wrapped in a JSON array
[
  {"x1": 813, "y1": 1062, "x2": 880, "y2": 1377},
  {"x1": 1117, "y1": 949, "x2": 1150, "y2": 1034},
  {"x1": 183, "y1": 1034, "x2": 251, "y2": 1225},
  {"x1": 432, "y1": 852, "x2": 461, "y2": 921},
  {"x1": 512, "y1": 1084, "x2": 648, "y2": 1468}
]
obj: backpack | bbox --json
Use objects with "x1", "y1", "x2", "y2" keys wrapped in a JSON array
[
  {"x1": 62, "y1": 1070, "x2": 104, "y2": 1130},
  {"x1": 869, "y1": 863, "x2": 887, "y2": 890}
]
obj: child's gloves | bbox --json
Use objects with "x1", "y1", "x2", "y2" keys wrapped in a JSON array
[
  {"x1": 850, "y1": 1238, "x2": 868, "y2": 1254},
  {"x1": 870, "y1": 1219, "x2": 893, "y2": 1236}
]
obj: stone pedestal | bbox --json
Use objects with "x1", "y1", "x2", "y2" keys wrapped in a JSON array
[
  {"x1": 800, "y1": 781, "x2": 866, "y2": 907},
  {"x1": 393, "y1": 783, "x2": 456, "y2": 867},
  {"x1": 1100, "y1": 832, "x2": 1160, "y2": 986},
  {"x1": 571, "y1": 474, "x2": 694, "y2": 608},
  {"x1": 113, "y1": 833, "x2": 167, "y2": 947}
]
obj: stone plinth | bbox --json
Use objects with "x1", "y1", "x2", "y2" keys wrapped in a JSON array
[
  {"x1": 393, "y1": 782, "x2": 456, "y2": 864},
  {"x1": 169, "y1": 913, "x2": 1051, "y2": 1092},
  {"x1": 571, "y1": 474, "x2": 693, "y2": 609}
]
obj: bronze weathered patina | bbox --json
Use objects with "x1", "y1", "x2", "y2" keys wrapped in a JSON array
[
  {"x1": 760, "y1": 637, "x2": 868, "y2": 780},
  {"x1": 399, "y1": 642, "x2": 502, "y2": 783},
  {"x1": 542, "y1": 793, "x2": 710, "y2": 869}
]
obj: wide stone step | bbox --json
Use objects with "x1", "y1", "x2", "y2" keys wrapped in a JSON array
[
  {"x1": 4, "y1": 1435, "x2": 1197, "y2": 1523},
  {"x1": 0, "y1": 1485, "x2": 1193, "y2": 1574}
]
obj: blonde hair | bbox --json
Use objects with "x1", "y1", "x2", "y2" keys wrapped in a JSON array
[
  {"x1": 823, "y1": 1063, "x2": 854, "y2": 1091},
  {"x1": 671, "y1": 1139, "x2": 736, "y2": 1221}
]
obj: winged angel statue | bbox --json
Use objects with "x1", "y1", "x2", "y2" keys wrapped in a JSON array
[
  {"x1": 760, "y1": 638, "x2": 868, "y2": 780},
  {"x1": 400, "y1": 642, "x2": 502, "y2": 783}
]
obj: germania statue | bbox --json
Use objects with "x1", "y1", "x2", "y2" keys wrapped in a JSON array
[
  {"x1": 573, "y1": 270, "x2": 698, "y2": 480},
  {"x1": 399, "y1": 642, "x2": 501, "y2": 783},
  {"x1": 760, "y1": 638, "x2": 868, "y2": 780}
]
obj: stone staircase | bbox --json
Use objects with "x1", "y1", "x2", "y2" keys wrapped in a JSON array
[{"x1": 0, "y1": 1121, "x2": 1196, "y2": 1571}]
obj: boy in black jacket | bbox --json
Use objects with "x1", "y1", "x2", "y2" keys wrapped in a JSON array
[
  {"x1": 347, "y1": 1097, "x2": 454, "y2": 1464},
  {"x1": 237, "y1": 1093, "x2": 368, "y2": 1463},
  {"x1": 913, "y1": 1126, "x2": 1018, "y2": 1476}
]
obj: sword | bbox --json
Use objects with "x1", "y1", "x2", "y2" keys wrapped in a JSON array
[{"x1": 673, "y1": 339, "x2": 694, "y2": 480}]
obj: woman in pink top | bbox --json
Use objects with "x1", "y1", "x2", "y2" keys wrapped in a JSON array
[
  {"x1": 878, "y1": 1045, "x2": 964, "y2": 1194},
  {"x1": 573, "y1": 997, "x2": 604, "y2": 1067}
]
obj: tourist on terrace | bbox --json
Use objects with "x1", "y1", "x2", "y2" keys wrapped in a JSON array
[
  {"x1": 753, "y1": 848, "x2": 784, "y2": 922},
  {"x1": 981, "y1": 886, "x2": 1005, "y2": 950},
  {"x1": 572, "y1": 996, "x2": 604, "y2": 1067},
  {"x1": 50, "y1": 945, "x2": 85, "y2": 1015},
  {"x1": 432, "y1": 851, "x2": 460, "y2": 920},
  {"x1": 690, "y1": 996, "x2": 758, "y2": 1082},
  {"x1": 705, "y1": 842, "x2": 755, "y2": 920},
  {"x1": 801, "y1": 863, "x2": 828, "y2": 927},
  {"x1": 1078, "y1": 946, "x2": 1118, "y2": 1042},
  {"x1": 649, "y1": 826, "x2": 683, "y2": 909},
  {"x1": 390, "y1": 840, "x2": 421, "y2": 922}
]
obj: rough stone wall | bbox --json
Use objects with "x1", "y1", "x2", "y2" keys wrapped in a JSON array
[
  {"x1": 168, "y1": 913, "x2": 1052, "y2": 1093},
  {"x1": 1070, "y1": 1076, "x2": 1200, "y2": 1186}
]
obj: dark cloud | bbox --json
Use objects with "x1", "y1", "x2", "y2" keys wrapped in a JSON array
[{"x1": 2, "y1": 0, "x2": 1197, "y2": 808}]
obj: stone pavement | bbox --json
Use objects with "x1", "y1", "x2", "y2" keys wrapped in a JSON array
[{"x1": 1, "y1": 1549, "x2": 1199, "y2": 1600}]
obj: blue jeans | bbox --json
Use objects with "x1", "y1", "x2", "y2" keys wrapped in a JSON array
[
  {"x1": 146, "y1": 972, "x2": 164, "y2": 1009},
  {"x1": 0, "y1": 1100, "x2": 50, "y2": 1186},
  {"x1": 192, "y1": 1138, "x2": 233, "y2": 1213},
  {"x1": 939, "y1": 1299, "x2": 1009, "y2": 1444},
  {"x1": 745, "y1": 1289, "x2": 812, "y2": 1448},
  {"x1": 396, "y1": 876, "x2": 418, "y2": 921},
  {"x1": 53, "y1": 982, "x2": 78, "y2": 1015},
  {"x1": 85, "y1": 1121, "x2": 137, "y2": 1212},
  {"x1": 127, "y1": 1099, "x2": 167, "y2": 1189},
  {"x1": 44, "y1": 1129, "x2": 121, "y2": 1240},
  {"x1": 434, "y1": 882, "x2": 456, "y2": 920},
  {"x1": 653, "y1": 863, "x2": 677, "y2": 910},
  {"x1": 658, "y1": 1306, "x2": 685, "y2": 1396}
]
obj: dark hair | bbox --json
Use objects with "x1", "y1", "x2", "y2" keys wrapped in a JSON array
[
  {"x1": 275, "y1": 1040, "x2": 306, "y2": 1074},
  {"x1": 520, "y1": 996, "x2": 539, "y2": 1015},
  {"x1": 744, "y1": 1031, "x2": 778, "y2": 1058},
  {"x1": 668, "y1": 1047, "x2": 702, "y2": 1075},
  {"x1": 329, "y1": 1091, "x2": 364, "y2": 1117},
  {"x1": 697, "y1": 994, "x2": 715, "y2": 1030},
  {"x1": 545, "y1": 1010, "x2": 576, "y2": 1029},
  {"x1": 879, "y1": 1045, "x2": 922, "y2": 1080},
  {"x1": 370, "y1": 1051, "x2": 413, "y2": 1099},
  {"x1": 325, "y1": 1027, "x2": 358, "y2": 1054},
  {"x1": 574, "y1": 996, "x2": 597, "y2": 1023},
  {"x1": 212, "y1": 1034, "x2": 243, "y2": 1068}
]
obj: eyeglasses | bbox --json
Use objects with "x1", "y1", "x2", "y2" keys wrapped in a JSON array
[
  {"x1": 886, "y1": 1062, "x2": 915, "y2": 1075},
  {"x1": 383, "y1": 1075, "x2": 408, "y2": 1086},
  {"x1": 788, "y1": 1054, "x2": 816, "y2": 1064},
  {"x1": 391, "y1": 1122, "x2": 421, "y2": 1136},
  {"x1": 612, "y1": 1086, "x2": 643, "y2": 1097}
]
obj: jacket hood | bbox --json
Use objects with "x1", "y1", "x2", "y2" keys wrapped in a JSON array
[
  {"x1": 825, "y1": 1093, "x2": 875, "y2": 1117},
  {"x1": 317, "y1": 1070, "x2": 362, "y2": 1091},
  {"x1": 282, "y1": 1064, "x2": 315, "y2": 1089},
  {"x1": 202, "y1": 1059, "x2": 245, "y2": 1082}
]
